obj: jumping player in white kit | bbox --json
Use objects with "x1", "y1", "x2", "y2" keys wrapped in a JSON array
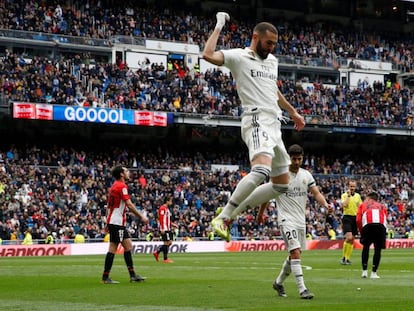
[{"x1": 202, "y1": 12, "x2": 306, "y2": 241}]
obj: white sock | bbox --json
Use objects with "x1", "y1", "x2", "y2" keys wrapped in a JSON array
[
  {"x1": 218, "y1": 165, "x2": 270, "y2": 219},
  {"x1": 230, "y1": 182, "x2": 288, "y2": 219},
  {"x1": 291, "y1": 259, "x2": 306, "y2": 293},
  {"x1": 276, "y1": 257, "x2": 291, "y2": 284}
]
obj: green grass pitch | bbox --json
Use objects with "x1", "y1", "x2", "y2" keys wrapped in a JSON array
[{"x1": 0, "y1": 249, "x2": 413, "y2": 311}]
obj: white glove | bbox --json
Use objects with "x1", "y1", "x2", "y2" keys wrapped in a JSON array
[{"x1": 215, "y1": 12, "x2": 230, "y2": 30}]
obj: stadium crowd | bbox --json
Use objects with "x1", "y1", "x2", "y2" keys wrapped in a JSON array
[
  {"x1": 0, "y1": 145, "x2": 413, "y2": 244},
  {"x1": 1, "y1": 1, "x2": 414, "y2": 128},
  {"x1": 1, "y1": 1, "x2": 414, "y2": 244},
  {"x1": 1, "y1": 0, "x2": 413, "y2": 68},
  {"x1": 1, "y1": 50, "x2": 414, "y2": 128}
]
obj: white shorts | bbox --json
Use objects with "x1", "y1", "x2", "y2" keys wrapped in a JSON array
[
  {"x1": 279, "y1": 224, "x2": 307, "y2": 252},
  {"x1": 241, "y1": 110, "x2": 290, "y2": 174}
]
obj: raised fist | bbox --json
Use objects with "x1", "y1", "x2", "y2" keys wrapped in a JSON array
[{"x1": 215, "y1": 12, "x2": 230, "y2": 30}]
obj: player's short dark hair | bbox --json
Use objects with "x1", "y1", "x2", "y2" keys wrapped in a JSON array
[
  {"x1": 112, "y1": 165, "x2": 124, "y2": 180},
  {"x1": 367, "y1": 191, "x2": 379, "y2": 201},
  {"x1": 288, "y1": 144, "x2": 304, "y2": 156},
  {"x1": 253, "y1": 22, "x2": 278, "y2": 35},
  {"x1": 164, "y1": 195, "x2": 172, "y2": 203}
]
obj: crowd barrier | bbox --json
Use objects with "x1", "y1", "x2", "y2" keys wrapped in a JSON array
[{"x1": 1, "y1": 239, "x2": 413, "y2": 257}]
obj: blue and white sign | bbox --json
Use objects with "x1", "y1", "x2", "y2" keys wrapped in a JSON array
[{"x1": 54, "y1": 106, "x2": 135, "y2": 125}]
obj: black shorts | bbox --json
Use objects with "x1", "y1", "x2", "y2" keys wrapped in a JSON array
[
  {"x1": 342, "y1": 215, "x2": 358, "y2": 236},
  {"x1": 360, "y1": 223, "x2": 387, "y2": 249},
  {"x1": 161, "y1": 230, "x2": 174, "y2": 242},
  {"x1": 107, "y1": 224, "x2": 131, "y2": 243}
]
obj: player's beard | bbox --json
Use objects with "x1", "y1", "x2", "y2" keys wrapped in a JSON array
[
  {"x1": 292, "y1": 165, "x2": 299, "y2": 170},
  {"x1": 290, "y1": 163, "x2": 300, "y2": 173},
  {"x1": 256, "y1": 40, "x2": 272, "y2": 59}
]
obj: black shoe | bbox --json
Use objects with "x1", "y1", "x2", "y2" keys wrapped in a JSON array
[
  {"x1": 130, "y1": 275, "x2": 146, "y2": 282},
  {"x1": 272, "y1": 282, "x2": 287, "y2": 297},
  {"x1": 102, "y1": 278, "x2": 120, "y2": 284},
  {"x1": 300, "y1": 289, "x2": 314, "y2": 299}
]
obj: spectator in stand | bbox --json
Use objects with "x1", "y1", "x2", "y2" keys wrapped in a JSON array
[
  {"x1": 22, "y1": 227, "x2": 33, "y2": 245},
  {"x1": 408, "y1": 225, "x2": 414, "y2": 239},
  {"x1": 74, "y1": 229, "x2": 86, "y2": 243},
  {"x1": 45, "y1": 231, "x2": 54, "y2": 244},
  {"x1": 54, "y1": 5, "x2": 63, "y2": 21}
]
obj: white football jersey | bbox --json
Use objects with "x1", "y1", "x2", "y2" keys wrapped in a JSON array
[
  {"x1": 221, "y1": 48, "x2": 282, "y2": 116},
  {"x1": 274, "y1": 168, "x2": 316, "y2": 228}
]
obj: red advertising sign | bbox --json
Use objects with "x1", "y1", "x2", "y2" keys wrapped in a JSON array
[
  {"x1": 0, "y1": 244, "x2": 71, "y2": 257},
  {"x1": 134, "y1": 111, "x2": 167, "y2": 127},
  {"x1": 225, "y1": 240, "x2": 286, "y2": 252},
  {"x1": 135, "y1": 110, "x2": 153, "y2": 126},
  {"x1": 13, "y1": 103, "x2": 36, "y2": 119},
  {"x1": 153, "y1": 111, "x2": 167, "y2": 127},
  {"x1": 36, "y1": 104, "x2": 53, "y2": 120}
]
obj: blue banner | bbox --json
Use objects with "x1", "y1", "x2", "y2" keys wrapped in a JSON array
[{"x1": 53, "y1": 106, "x2": 135, "y2": 125}]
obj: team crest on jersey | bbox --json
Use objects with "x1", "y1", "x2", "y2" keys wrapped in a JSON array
[
  {"x1": 302, "y1": 179, "x2": 307, "y2": 186},
  {"x1": 122, "y1": 188, "x2": 128, "y2": 195},
  {"x1": 247, "y1": 50, "x2": 256, "y2": 59}
]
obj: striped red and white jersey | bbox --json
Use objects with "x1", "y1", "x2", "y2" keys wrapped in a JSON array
[
  {"x1": 356, "y1": 199, "x2": 387, "y2": 233},
  {"x1": 158, "y1": 204, "x2": 171, "y2": 231},
  {"x1": 106, "y1": 180, "x2": 130, "y2": 226}
]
